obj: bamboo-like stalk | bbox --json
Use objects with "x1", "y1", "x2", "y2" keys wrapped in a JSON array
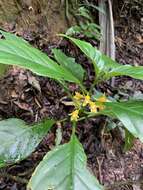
[{"x1": 98, "y1": 0, "x2": 115, "y2": 86}]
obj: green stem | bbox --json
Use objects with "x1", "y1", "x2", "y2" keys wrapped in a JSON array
[
  {"x1": 59, "y1": 80, "x2": 87, "y2": 98},
  {"x1": 57, "y1": 117, "x2": 67, "y2": 124},
  {"x1": 89, "y1": 77, "x2": 99, "y2": 93},
  {"x1": 59, "y1": 81, "x2": 73, "y2": 98},
  {"x1": 89, "y1": 60, "x2": 99, "y2": 92},
  {"x1": 93, "y1": 60, "x2": 99, "y2": 77},
  {"x1": 78, "y1": 112, "x2": 100, "y2": 121},
  {"x1": 57, "y1": 112, "x2": 100, "y2": 125},
  {"x1": 71, "y1": 122, "x2": 76, "y2": 137}
]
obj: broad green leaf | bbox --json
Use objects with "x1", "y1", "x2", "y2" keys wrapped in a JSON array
[
  {"x1": 0, "y1": 31, "x2": 82, "y2": 84},
  {"x1": 104, "y1": 101, "x2": 143, "y2": 142},
  {"x1": 107, "y1": 65, "x2": 143, "y2": 80},
  {"x1": 61, "y1": 35, "x2": 143, "y2": 81},
  {"x1": 52, "y1": 49, "x2": 85, "y2": 82},
  {"x1": 60, "y1": 35, "x2": 118, "y2": 73},
  {"x1": 0, "y1": 118, "x2": 54, "y2": 167},
  {"x1": 27, "y1": 135, "x2": 103, "y2": 190}
]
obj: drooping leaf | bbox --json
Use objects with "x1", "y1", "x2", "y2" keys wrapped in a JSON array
[
  {"x1": 0, "y1": 31, "x2": 82, "y2": 84},
  {"x1": 52, "y1": 49, "x2": 85, "y2": 82},
  {"x1": 60, "y1": 35, "x2": 118, "y2": 74},
  {"x1": 61, "y1": 35, "x2": 143, "y2": 82},
  {"x1": 103, "y1": 101, "x2": 143, "y2": 142},
  {"x1": 0, "y1": 118, "x2": 54, "y2": 167},
  {"x1": 27, "y1": 135, "x2": 103, "y2": 190}
]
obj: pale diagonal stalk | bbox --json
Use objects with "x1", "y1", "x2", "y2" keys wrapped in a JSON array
[
  {"x1": 78, "y1": 112, "x2": 100, "y2": 121},
  {"x1": 71, "y1": 122, "x2": 76, "y2": 137}
]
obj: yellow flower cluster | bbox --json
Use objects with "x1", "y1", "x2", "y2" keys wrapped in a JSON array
[
  {"x1": 70, "y1": 92, "x2": 107, "y2": 121},
  {"x1": 70, "y1": 110, "x2": 79, "y2": 121}
]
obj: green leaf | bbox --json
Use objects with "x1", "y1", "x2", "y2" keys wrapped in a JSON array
[
  {"x1": 61, "y1": 35, "x2": 113, "y2": 69},
  {"x1": 27, "y1": 135, "x2": 103, "y2": 190},
  {"x1": 104, "y1": 101, "x2": 143, "y2": 142},
  {"x1": 0, "y1": 118, "x2": 54, "y2": 167},
  {"x1": 61, "y1": 35, "x2": 143, "y2": 82},
  {"x1": 60, "y1": 35, "x2": 118, "y2": 75},
  {"x1": 0, "y1": 31, "x2": 82, "y2": 84},
  {"x1": 61, "y1": 35, "x2": 101, "y2": 66},
  {"x1": 52, "y1": 49, "x2": 85, "y2": 82},
  {"x1": 107, "y1": 65, "x2": 143, "y2": 80},
  {"x1": 66, "y1": 23, "x2": 101, "y2": 41},
  {"x1": 66, "y1": 25, "x2": 82, "y2": 36},
  {"x1": 77, "y1": 7, "x2": 92, "y2": 21}
]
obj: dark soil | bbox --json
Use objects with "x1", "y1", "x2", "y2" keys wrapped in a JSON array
[{"x1": 0, "y1": 1, "x2": 143, "y2": 190}]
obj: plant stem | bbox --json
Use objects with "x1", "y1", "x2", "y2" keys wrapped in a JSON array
[
  {"x1": 59, "y1": 81, "x2": 73, "y2": 98},
  {"x1": 89, "y1": 60, "x2": 99, "y2": 93},
  {"x1": 72, "y1": 122, "x2": 76, "y2": 137},
  {"x1": 89, "y1": 77, "x2": 99, "y2": 93},
  {"x1": 57, "y1": 112, "x2": 100, "y2": 124},
  {"x1": 57, "y1": 118, "x2": 68, "y2": 124},
  {"x1": 59, "y1": 80, "x2": 87, "y2": 98},
  {"x1": 78, "y1": 112, "x2": 100, "y2": 121},
  {"x1": 93, "y1": 60, "x2": 99, "y2": 76}
]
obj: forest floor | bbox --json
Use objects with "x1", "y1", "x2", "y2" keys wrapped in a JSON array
[{"x1": 0, "y1": 0, "x2": 143, "y2": 190}]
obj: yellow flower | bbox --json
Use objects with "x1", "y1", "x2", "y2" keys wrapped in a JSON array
[
  {"x1": 97, "y1": 95, "x2": 107, "y2": 103},
  {"x1": 73, "y1": 92, "x2": 83, "y2": 100},
  {"x1": 98, "y1": 104, "x2": 105, "y2": 111},
  {"x1": 83, "y1": 95, "x2": 91, "y2": 106},
  {"x1": 89, "y1": 101, "x2": 98, "y2": 113},
  {"x1": 70, "y1": 110, "x2": 79, "y2": 121}
]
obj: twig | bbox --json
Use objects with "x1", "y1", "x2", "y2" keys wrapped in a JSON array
[
  {"x1": 18, "y1": 168, "x2": 34, "y2": 177},
  {"x1": 105, "y1": 178, "x2": 143, "y2": 190},
  {"x1": 98, "y1": 0, "x2": 116, "y2": 87},
  {"x1": 0, "y1": 171, "x2": 28, "y2": 184},
  {"x1": 96, "y1": 156, "x2": 104, "y2": 184}
]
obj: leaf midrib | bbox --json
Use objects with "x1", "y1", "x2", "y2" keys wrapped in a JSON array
[
  {"x1": 108, "y1": 102, "x2": 143, "y2": 116},
  {"x1": 0, "y1": 40, "x2": 52, "y2": 67}
]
